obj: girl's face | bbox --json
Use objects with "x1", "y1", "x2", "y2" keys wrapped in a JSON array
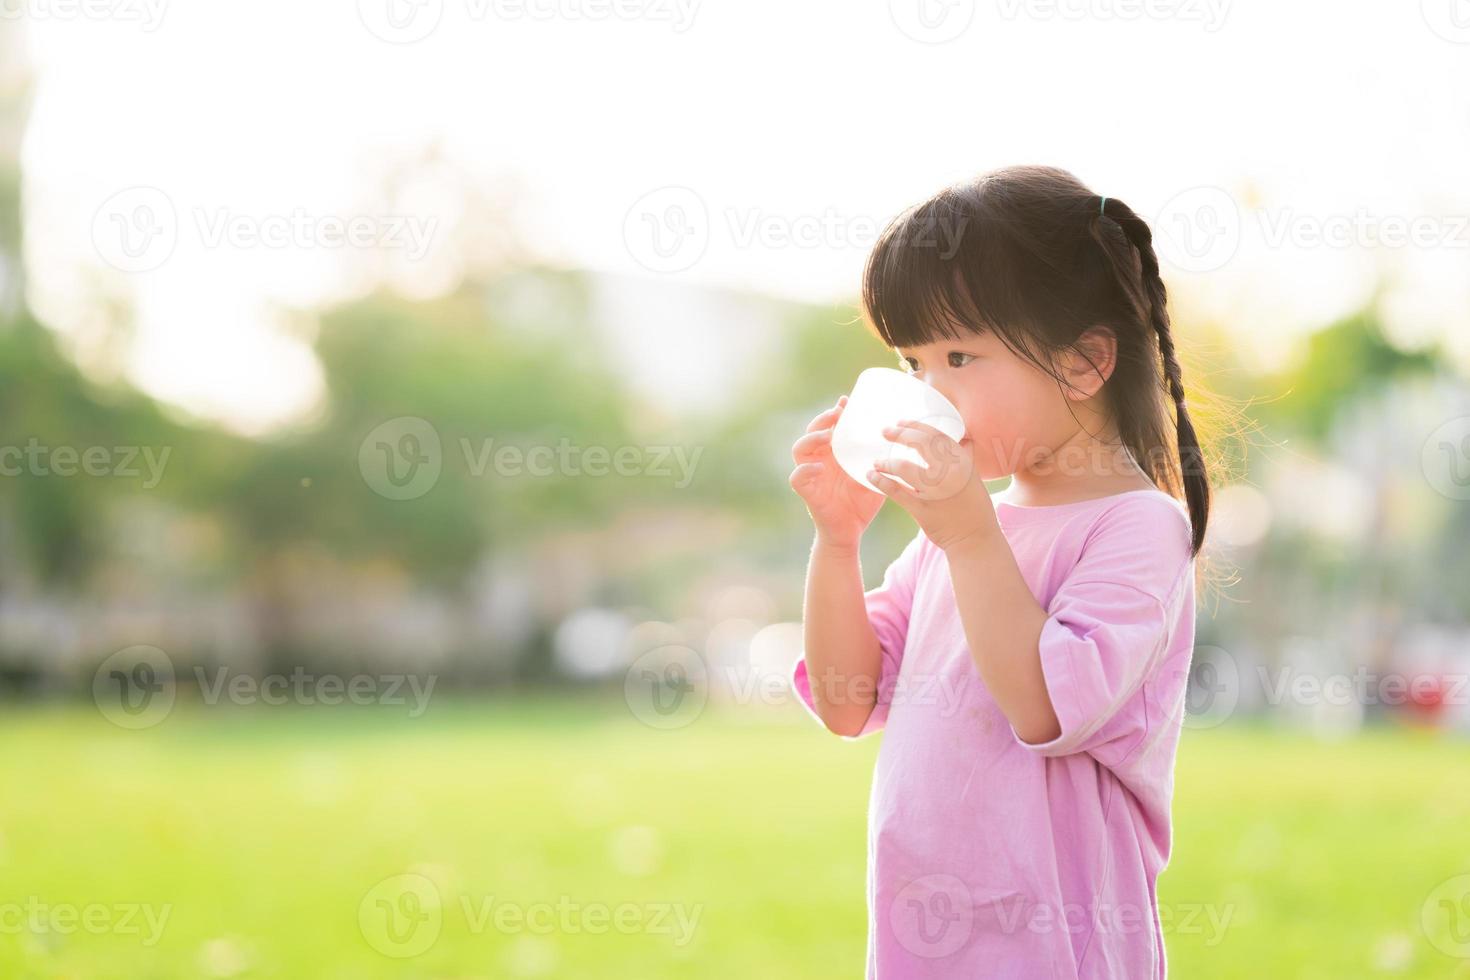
[{"x1": 896, "y1": 330, "x2": 1091, "y2": 483}]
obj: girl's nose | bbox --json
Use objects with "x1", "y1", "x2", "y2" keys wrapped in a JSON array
[{"x1": 921, "y1": 375, "x2": 956, "y2": 405}]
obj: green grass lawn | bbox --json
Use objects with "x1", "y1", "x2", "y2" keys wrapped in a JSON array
[{"x1": 0, "y1": 696, "x2": 1466, "y2": 978}]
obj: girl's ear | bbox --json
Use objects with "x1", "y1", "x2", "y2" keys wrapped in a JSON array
[{"x1": 1059, "y1": 325, "x2": 1117, "y2": 400}]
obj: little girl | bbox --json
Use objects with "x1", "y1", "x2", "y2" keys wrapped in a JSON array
[{"x1": 788, "y1": 165, "x2": 1211, "y2": 979}]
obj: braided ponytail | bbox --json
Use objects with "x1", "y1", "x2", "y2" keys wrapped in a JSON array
[{"x1": 1099, "y1": 197, "x2": 1211, "y2": 556}]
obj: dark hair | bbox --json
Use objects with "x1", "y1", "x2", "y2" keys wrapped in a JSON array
[{"x1": 861, "y1": 165, "x2": 1212, "y2": 557}]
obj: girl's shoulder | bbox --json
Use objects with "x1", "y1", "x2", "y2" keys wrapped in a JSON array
[
  {"x1": 1087, "y1": 488, "x2": 1192, "y2": 552},
  {"x1": 996, "y1": 487, "x2": 1195, "y2": 589},
  {"x1": 1074, "y1": 491, "x2": 1196, "y2": 602},
  {"x1": 993, "y1": 486, "x2": 1189, "y2": 534},
  {"x1": 1092, "y1": 487, "x2": 1191, "y2": 526}
]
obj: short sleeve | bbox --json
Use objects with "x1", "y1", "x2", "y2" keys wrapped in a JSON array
[
  {"x1": 790, "y1": 529, "x2": 927, "y2": 739},
  {"x1": 1011, "y1": 498, "x2": 1194, "y2": 766}
]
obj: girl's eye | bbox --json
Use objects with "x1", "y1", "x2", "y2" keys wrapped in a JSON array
[{"x1": 902, "y1": 353, "x2": 972, "y2": 373}]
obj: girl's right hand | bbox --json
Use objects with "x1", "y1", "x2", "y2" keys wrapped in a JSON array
[{"x1": 789, "y1": 395, "x2": 885, "y2": 550}]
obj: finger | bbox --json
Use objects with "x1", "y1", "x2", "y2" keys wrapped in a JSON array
[
  {"x1": 791, "y1": 428, "x2": 834, "y2": 462},
  {"x1": 872, "y1": 456, "x2": 927, "y2": 489},
  {"x1": 892, "y1": 418, "x2": 949, "y2": 437},
  {"x1": 883, "y1": 424, "x2": 956, "y2": 467},
  {"x1": 890, "y1": 419, "x2": 961, "y2": 455},
  {"x1": 805, "y1": 402, "x2": 844, "y2": 433},
  {"x1": 788, "y1": 461, "x2": 825, "y2": 491},
  {"x1": 866, "y1": 468, "x2": 918, "y2": 508}
]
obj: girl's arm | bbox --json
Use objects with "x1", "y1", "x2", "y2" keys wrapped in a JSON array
[
  {"x1": 864, "y1": 422, "x2": 1061, "y2": 744},
  {"x1": 800, "y1": 535, "x2": 885, "y2": 737},
  {"x1": 944, "y1": 530, "x2": 1062, "y2": 745},
  {"x1": 788, "y1": 395, "x2": 889, "y2": 737}
]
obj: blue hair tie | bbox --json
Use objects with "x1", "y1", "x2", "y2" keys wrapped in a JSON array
[{"x1": 1099, "y1": 195, "x2": 1108, "y2": 214}]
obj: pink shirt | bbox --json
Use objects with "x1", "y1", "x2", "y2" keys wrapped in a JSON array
[{"x1": 791, "y1": 487, "x2": 1197, "y2": 979}]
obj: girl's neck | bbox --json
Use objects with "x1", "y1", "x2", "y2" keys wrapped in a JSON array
[{"x1": 1003, "y1": 426, "x2": 1155, "y2": 507}]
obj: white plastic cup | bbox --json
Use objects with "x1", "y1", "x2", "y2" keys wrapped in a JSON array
[{"x1": 830, "y1": 367, "x2": 967, "y2": 494}]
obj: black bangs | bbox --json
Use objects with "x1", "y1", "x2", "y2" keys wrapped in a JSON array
[
  {"x1": 860, "y1": 191, "x2": 1036, "y2": 364},
  {"x1": 862, "y1": 197, "x2": 971, "y2": 350}
]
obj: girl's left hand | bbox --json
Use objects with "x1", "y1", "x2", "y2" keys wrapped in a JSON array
[{"x1": 868, "y1": 420, "x2": 999, "y2": 553}]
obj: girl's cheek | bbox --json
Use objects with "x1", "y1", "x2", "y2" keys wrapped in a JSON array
[{"x1": 957, "y1": 411, "x2": 982, "y2": 442}]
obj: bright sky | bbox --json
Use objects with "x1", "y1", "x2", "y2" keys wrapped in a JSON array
[{"x1": 14, "y1": 0, "x2": 1470, "y2": 430}]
